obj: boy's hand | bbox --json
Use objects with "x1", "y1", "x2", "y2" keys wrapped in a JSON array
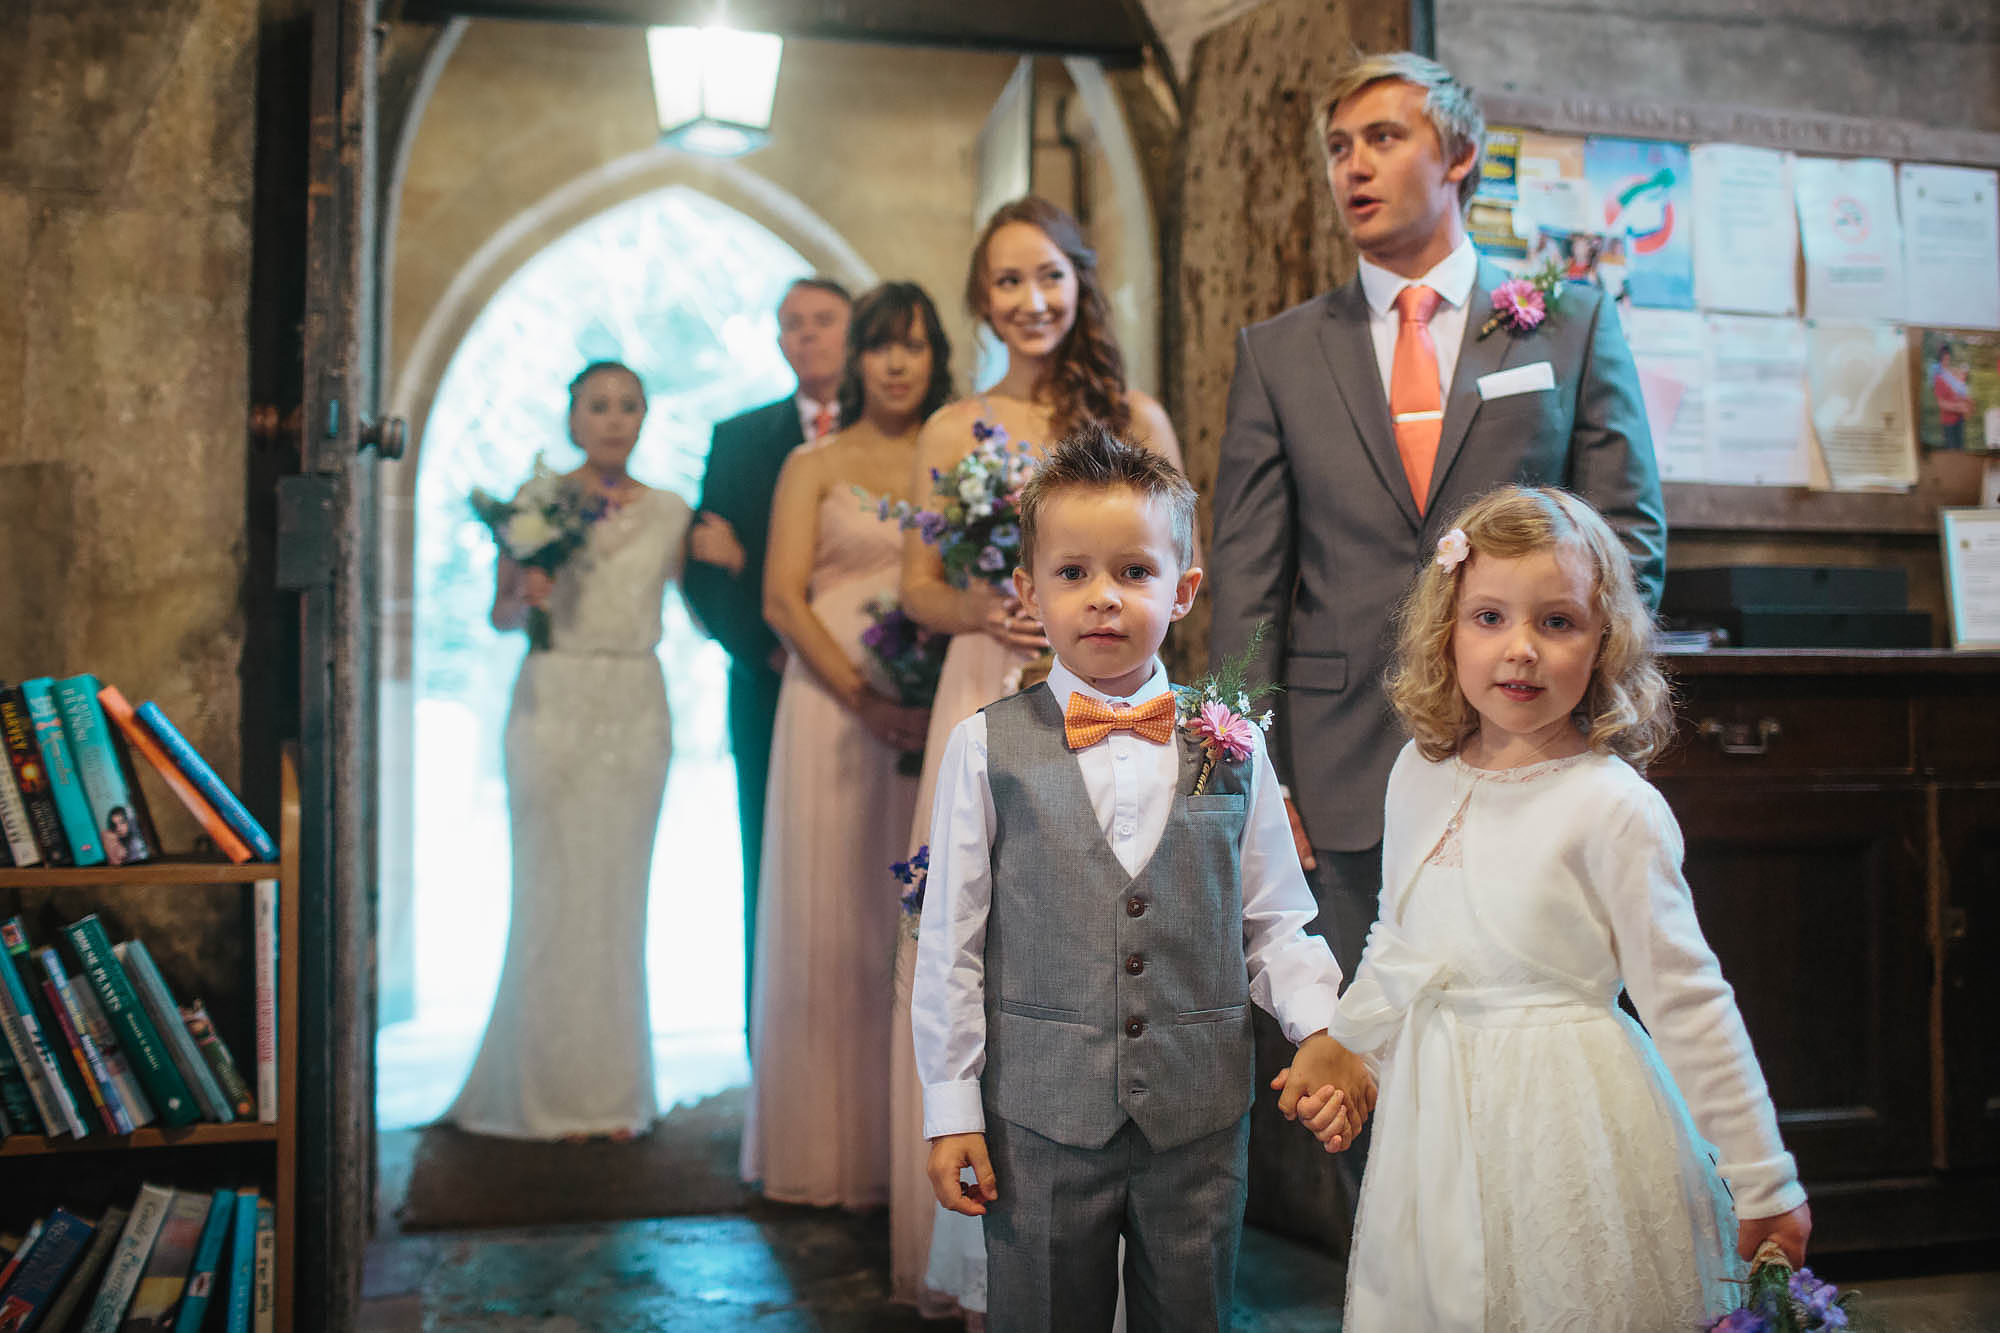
[
  {"x1": 1273, "y1": 1032, "x2": 1375, "y2": 1138},
  {"x1": 927, "y1": 1132, "x2": 999, "y2": 1217},
  {"x1": 1738, "y1": 1201, "x2": 1811, "y2": 1268}
]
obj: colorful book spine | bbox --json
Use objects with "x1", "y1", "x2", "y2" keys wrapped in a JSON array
[
  {"x1": 180, "y1": 1000, "x2": 254, "y2": 1119},
  {"x1": 118, "y1": 1188, "x2": 208, "y2": 1331},
  {"x1": 38, "y1": 1205, "x2": 126, "y2": 1333},
  {"x1": 73, "y1": 980, "x2": 156, "y2": 1129},
  {"x1": 61, "y1": 916, "x2": 198, "y2": 1128},
  {"x1": 0, "y1": 1219, "x2": 44, "y2": 1298},
  {"x1": 253, "y1": 880, "x2": 277, "y2": 1124},
  {"x1": 0, "y1": 963, "x2": 55, "y2": 1138},
  {"x1": 94, "y1": 686, "x2": 252, "y2": 863},
  {"x1": 222, "y1": 1191, "x2": 257, "y2": 1333},
  {"x1": 0, "y1": 921, "x2": 87, "y2": 1139},
  {"x1": 37, "y1": 954, "x2": 128, "y2": 1135},
  {"x1": 170, "y1": 1191, "x2": 235, "y2": 1333},
  {"x1": 132, "y1": 703, "x2": 277, "y2": 862},
  {"x1": 116, "y1": 939, "x2": 230, "y2": 1123},
  {"x1": 0, "y1": 1206, "x2": 95, "y2": 1330},
  {"x1": 0, "y1": 687, "x2": 70, "y2": 867},
  {"x1": 0, "y1": 738, "x2": 38, "y2": 867},
  {"x1": 81, "y1": 1184, "x2": 173, "y2": 1333},
  {"x1": 249, "y1": 1199, "x2": 273, "y2": 1333},
  {"x1": 54, "y1": 675, "x2": 155, "y2": 867},
  {"x1": 0, "y1": 988, "x2": 40, "y2": 1135},
  {"x1": 19, "y1": 678, "x2": 105, "y2": 865}
]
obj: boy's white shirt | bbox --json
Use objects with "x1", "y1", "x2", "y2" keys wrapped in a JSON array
[{"x1": 911, "y1": 654, "x2": 1344, "y2": 1140}]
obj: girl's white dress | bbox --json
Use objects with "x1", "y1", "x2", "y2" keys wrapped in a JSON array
[{"x1": 1331, "y1": 744, "x2": 1806, "y2": 1333}]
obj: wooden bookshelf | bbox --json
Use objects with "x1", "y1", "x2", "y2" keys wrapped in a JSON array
[{"x1": 0, "y1": 745, "x2": 299, "y2": 1324}]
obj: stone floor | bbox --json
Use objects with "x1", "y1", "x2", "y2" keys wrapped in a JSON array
[{"x1": 362, "y1": 1129, "x2": 2000, "y2": 1331}]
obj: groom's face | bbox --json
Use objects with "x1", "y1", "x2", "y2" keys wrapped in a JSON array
[{"x1": 1324, "y1": 79, "x2": 1471, "y2": 274}]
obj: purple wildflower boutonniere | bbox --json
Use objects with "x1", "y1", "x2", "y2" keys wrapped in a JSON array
[
  {"x1": 1173, "y1": 622, "x2": 1277, "y2": 797},
  {"x1": 1477, "y1": 257, "x2": 1564, "y2": 340}
]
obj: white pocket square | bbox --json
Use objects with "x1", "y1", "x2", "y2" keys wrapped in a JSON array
[{"x1": 1476, "y1": 362, "x2": 1556, "y2": 400}]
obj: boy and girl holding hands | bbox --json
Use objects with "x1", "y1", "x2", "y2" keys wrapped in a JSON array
[{"x1": 911, "y1": 48, "x2": 1810, "y2": 1333}]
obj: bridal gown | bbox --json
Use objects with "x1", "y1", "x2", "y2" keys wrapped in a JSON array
[
  {"x1": 446, "y1": 487, "x2": 690, "y2": 1140},
  {"x1": 740, "y1": 488, "x2": 916, "y2": 1206}
]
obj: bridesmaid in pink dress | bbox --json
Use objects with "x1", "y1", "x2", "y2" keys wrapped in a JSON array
[
  {"x1": 739, "y1": 283, "x2": 955, "y2": 1206},
  {"x1": 891, "y1": 198, "x2": 1190, "y2": 1318}
]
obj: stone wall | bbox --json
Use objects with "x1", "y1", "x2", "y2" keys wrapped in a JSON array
[{"x1": 0, "y1": 0, "x2": 257, "y2": 846}]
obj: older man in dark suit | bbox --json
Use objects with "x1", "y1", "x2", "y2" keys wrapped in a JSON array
[
  {"x1": 1208, "y1": 51, "x2": 1666, "y2": 1242},
  {"x1": 684, "y1": 276, "x2": 851, "y2": 1029}
]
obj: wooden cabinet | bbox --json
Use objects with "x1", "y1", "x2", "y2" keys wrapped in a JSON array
[
  {"x1": 0, "y1": 748, "x2": 298, "y2": 1321},
  {"x1": 1655, "y1": 651, "x2": 2000, "y2": 1251}
]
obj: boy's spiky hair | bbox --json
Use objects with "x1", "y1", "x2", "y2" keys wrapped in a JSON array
[{"x1": 1017, "y1": 422, "x2": 1197, "y2": 573}]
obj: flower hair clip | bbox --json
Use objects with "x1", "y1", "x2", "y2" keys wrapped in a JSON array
[{"x1": 1435, "y1": 527, "x2": 1470, "y2": 572}]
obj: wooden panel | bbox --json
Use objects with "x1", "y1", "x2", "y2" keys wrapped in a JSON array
[
  {"x1": 1915, "y1": 681, "x2": 2000, "y2": 779},
  {"x1": 1653, "y1": 677, "x2": 1912, "y2": 778},
  {"x1": 1938, "y1": 788, "x2": 2000, "y2": 1169},
  {"x1": 1655, "y1": 783, "x2": 1931, "y2": 1183}
]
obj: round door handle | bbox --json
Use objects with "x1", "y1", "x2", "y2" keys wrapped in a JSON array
[{"x1": 359, "y1": 416, "x2": 408, "y2": 460}]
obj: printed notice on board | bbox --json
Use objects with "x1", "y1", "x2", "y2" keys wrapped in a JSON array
[
  {"x1": 1624, "y1": 308, "x2": 1710, "y2": 481},
  {"x1": 1691, "y1": 144, "x2": 1799, "y2": 316},
  {"x1": 1704, "y1": 315, "x2": 1812, "y2": 486},
  {"x1": 1804, "y1": 320, "x2": 1917, "y2": 490},
  {"x1": 1899, "y1": 164, "x2": 2000, "y2": 331},
  {"x1": 1796, "y1": 156, "x2": 1905, "y2": 322}
]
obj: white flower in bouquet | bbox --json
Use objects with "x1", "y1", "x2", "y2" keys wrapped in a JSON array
[{"x1": 503, "y1": 510, "x2": 559, "y2": 558}]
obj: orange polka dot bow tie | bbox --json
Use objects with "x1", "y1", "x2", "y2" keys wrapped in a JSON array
[{"x1": 1064, "y1": 692, "x2": 1177, "y2": 750}]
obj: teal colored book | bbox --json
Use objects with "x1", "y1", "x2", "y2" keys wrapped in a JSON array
[
  {"x1": 0, "y1": 982, "x2": 40, "y2": 1135},
  {"x1": 19, "y1": 678, "x2": 105, "y2": 865},
  {"x1": 132, "y1": 704, "x2": 276, "y2": 862},
  {"x1": 53, "y1": 675, "x2": 155, "y2": 866},
  {"x1": 221, "y1": 1190, "x2": 257, "y2": 1333},
  {"x1": 171, "y1": 1190, "x2": 235, "y2": 1333},
  {"x1": 0, "y1": 959, "x2": 55, "y2": 1137},
  {"x1": 0, "y1": 918, "x2": 90, "y2": 1139},
  {"x1": 61, "y1": 916, "x2": 198, "y2": 1128},
  {"x1": 116, "y1": 939, "x2": 230, "y2": 1123}
]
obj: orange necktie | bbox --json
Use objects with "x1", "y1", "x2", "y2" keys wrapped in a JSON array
[
  {"x1": 1064, "y1": 692, "x2": 1177, "y2": 750},
  {"x1": 1390, "y1": 284, "x2": 1444, "y2": 513},
  {"x1": 811, "y1": 403, "x2": 836, "y2": 439}
]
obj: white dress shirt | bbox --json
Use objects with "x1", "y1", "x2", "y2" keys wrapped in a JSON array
[
  {"x1": 911, "y1": 656, "x2": 1345, "y2": 1139},
  {"x1": 1358, "y1": 238, "x2": 1480, "y2": 406}
]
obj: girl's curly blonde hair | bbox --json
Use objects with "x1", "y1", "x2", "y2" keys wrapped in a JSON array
[{"x1": 1386, "y1": 486, "x2": 1673, "y2": 766}]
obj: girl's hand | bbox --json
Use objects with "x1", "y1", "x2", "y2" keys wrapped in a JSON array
[
  {"x1": 1738, "y1": 1201, "x2": 1811, "y2": 1268},
  {"x1": 518, "y1": 568, "x2": 554, "y2": 609},
  {"x1": 853, "y1": 688, "x2": 930, "y2": 753},
  {"x1": 689, "y1": 511, "x2": 746, "y2": 575},
  {"x1": 978, "y1": 588, "x2": 1048, "y2": 651}
]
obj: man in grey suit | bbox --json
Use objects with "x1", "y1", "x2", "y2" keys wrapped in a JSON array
[{"x1": 1207, "y1": 50, "x2": 1666, "y2": 1240}]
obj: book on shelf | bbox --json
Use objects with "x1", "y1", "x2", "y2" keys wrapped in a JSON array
[
  {"x1": 132, "y1": 704, "x2": 275, "y2": 864},
  {"x1": 249, "y1": 1199, "x2": 273, "y2": 1333},
  {"x1": 0, "y1": 729, "x2": 38, "y2": 868},
  {"x1": 252, "y1": 881, "x2": 276, "y2": 1125},
  {"x1": 62, "y1": 917, "x2": 199, "y2": 1129},
  {"x1": 0, "y1": 1205, "x2": 94, "y2": 1330},
  {"x1": 221, "y1": 1190, "x2": 257, "y2": 1333},
  {"x1": 0, "y1": 989, "x2": 40, "y2": 1136},
  {"x1": 117, "y1": 1188, "x2": 208, "y2": 1332},
  {"x1": 53, "y1": 676, "x2": 156, "y2": 868},
  {"x1": 170, "y1": 1190, "x2": 234, "y2": 1333},
  {"x1": 0, "y1": 687, "x2": 70, "y2": 868},
  {"x1": 0, "y1": 959, "x2": 54, "y2": 1139},
  {"x1": 0, "y1": 1218, "x2": 44, "y2": 1300},
  {"x1": 35, "y1": 953, "x2": 127, "y2": 1135},
  {"x1": 0, "y1": 921, "x2": 88, "y2": 1140},
  {"x1": 93, "y1": 688, "x2": 252, "y2": 865},
  {"x1": 19, "y1": 679, "x2": 105, "y2": 867},
  {"x1": 115, "y1": 940, "x2": 231, "y2": 1124},
  {"x1": 70, "y1": 980, "x2": 155, "y2": 1131},
  {"x1": 81, "y1": 1184, "x2": 172, "y2": 1333},
  {"x1": 179, "y1": 1001, "x2": 253, "y2": 1121},
  {"x1": 39, "y1": 1205, "x2": 125, "y2": 1333}
]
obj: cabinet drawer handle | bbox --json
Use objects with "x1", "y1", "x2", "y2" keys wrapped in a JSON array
[{"x1": 1696, "y1": 717, "x2": 1782, "y2": 756}]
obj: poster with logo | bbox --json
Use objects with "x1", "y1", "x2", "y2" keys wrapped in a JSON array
[
  {"x1": 1584, "y1": 136, "x2": 1696, "y2": 310},
  {"x1": 1470, "y1": 126, "x2": 1529, "y2": 267},
  {"x1": 1795, "y1": 156, "x2": 1905, "y2": 322},
  {"x1": 1900, "y1": 164, "x2": 2000, "y2": 331}
]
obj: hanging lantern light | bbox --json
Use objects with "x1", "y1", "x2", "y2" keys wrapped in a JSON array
[{"x1": 646, "y1": 25, "x2": 783, "y2": 158}]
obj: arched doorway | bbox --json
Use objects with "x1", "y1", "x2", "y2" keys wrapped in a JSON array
[{"x1": 375, "y1": 183, "x2": 867, "y2": 1128}]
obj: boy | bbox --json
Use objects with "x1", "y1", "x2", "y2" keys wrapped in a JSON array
[{"x1": 911, "y1": 425, "x2": 1374, "y2": 1331}]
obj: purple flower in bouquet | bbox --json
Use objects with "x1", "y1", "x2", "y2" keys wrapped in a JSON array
[
  {"x1": 891, "y1": 844, "x2": 929, "y2": 919},
  {"x1": 1787, "y1": 1272, "x2": 1849, "y2": 1329},
  {"x1": 977, "y1": 544, "x2": 1007, "y2": 573},
  {"x1": 860, "y1": 597, "x2": 948, "y2": 775},
  {"x1": 859, "y1": 424, "x2": 1038, "y2": 589},
  {"x1": 1706, "y1": 1311, "x2": 1775, "y2": 1333},
  {"x1": 469, "y1": 453, "x2": 610, "y2": 651}
]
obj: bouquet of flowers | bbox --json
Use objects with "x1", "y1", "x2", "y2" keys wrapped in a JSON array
[
  {"x1": 890, "y1": 844, "x2": 929, "y2": 945},
  {"x1": 859, "y1": 597, "x2": 949, "y2": 775},
  {"x1": 1173, "y1": 621, "x2": 1278, "y2": 796},
  {"x1": 1705, "y1": 1243, "x2": 1866, "y2": 1332},
  {"x1": 869, "y1": 420, "x2": 1038, "y2": 589},
  {"x1": 469, "y1": 454, "x2": 609, "y2": 651}
]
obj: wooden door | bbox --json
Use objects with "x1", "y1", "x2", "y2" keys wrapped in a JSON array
[{"x1": 1938, "y1": 787, "x2": 2000, "y2": 1169}]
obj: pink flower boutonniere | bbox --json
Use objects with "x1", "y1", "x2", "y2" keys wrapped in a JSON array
[
  {"x1": 1477, "y1": 258, "x2": 1564, "y2": 340},
  {"x1": 1174, "y1": 622, "x2": 1278, "y2": 796}
]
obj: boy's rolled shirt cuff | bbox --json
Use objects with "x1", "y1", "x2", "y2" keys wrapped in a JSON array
[{"x1": 922, "y1": 1079, "x2": 987, "y2": 1140}]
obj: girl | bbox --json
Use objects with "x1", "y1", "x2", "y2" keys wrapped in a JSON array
[
  {"x1": 739, "y1": 282, "x2": 947, "y2": 1205},
  {"x1": 890, "y1": 197, "x2": 1188, "y2": 1320},
  {"x1": 1317, "y1": 486, "x2": 1809, "y2": 1331}
]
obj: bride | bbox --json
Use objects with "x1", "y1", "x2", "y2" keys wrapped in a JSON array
[{"x1": 446, "y1": 359, "x2": 741, "y2": 1140}]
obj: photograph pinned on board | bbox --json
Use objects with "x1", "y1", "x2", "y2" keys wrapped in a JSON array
[
  {"x1": 1917, "y1": 329, "x2": 2000, "y2": 453},
  {"x1": 1529, "y1": 227, "x2": 1628, "y2": 304}
]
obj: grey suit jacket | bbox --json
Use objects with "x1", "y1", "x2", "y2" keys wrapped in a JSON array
[{"x1": 1207, "y1": 259, "x2": 1666, "y2": 852}]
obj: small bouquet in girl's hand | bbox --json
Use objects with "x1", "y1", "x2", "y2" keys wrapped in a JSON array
[
  {"x1": 864, "y1": 420, "x2": 1038, "y2": 589},
  {"x1": 470, "y1": 454, "x2": 609, "y2": 651},
  {"x1": 1706, "y1": 1242, "x2": 1866, "y2": 1332},
  {"x1": 1173, "y1": 621, "x2": 1277, "y2": 796},
  {"x1": 860, "y1": 597, "x2": 949, "y2": 775}
]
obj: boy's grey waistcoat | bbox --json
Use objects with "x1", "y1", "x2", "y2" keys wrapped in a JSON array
[{"x1": 980, "y1": 684, "x2": 1255, "y2": 1152}]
